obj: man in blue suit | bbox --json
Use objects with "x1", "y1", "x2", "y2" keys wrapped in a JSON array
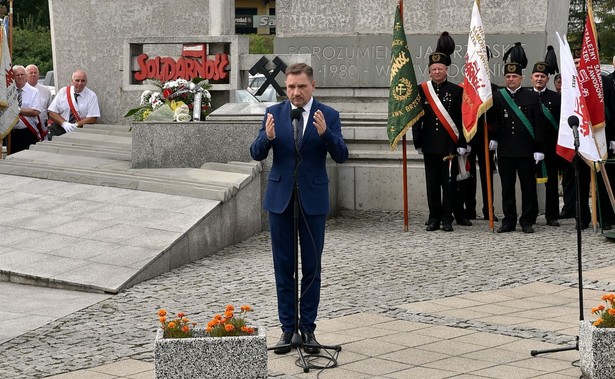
[{"x1": 250, "y1": 63, "x2": 348, "y2": 355}]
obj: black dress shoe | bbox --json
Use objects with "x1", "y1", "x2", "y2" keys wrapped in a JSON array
[
  {"x1": 559, "y1": 211, "x2": 574, "y2": 219},
  {"x1": 426, "y1": 223, "x2": 440, "y2": 231},
  {"x1": 441, "y1": 222, "x2": 453, "y2": 232},
  {"x1": 274, "y1": 332, "x2": 292, "y2": 354},
  {"x1": 497, "y1": 225, "x2": 515, "y2": 233},
  {"x1": 522, "y1": 225, "x2": 535, "y2": 233},
  {"x1": 302, "y1": 332, "x2": 320, "y2": 354},
  {"x1": 457, "y1": 219, "x2": 472, "y2": 226},
  {"x1": 546, "y1": 219, "x2": 560, "y2": 227}
]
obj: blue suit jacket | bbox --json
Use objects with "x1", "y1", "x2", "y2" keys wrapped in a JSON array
[{"x1": 250, "y1": 99, "x2": 348, "y2": 215}]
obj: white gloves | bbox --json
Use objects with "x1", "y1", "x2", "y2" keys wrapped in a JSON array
[
  {"x1": 416, "y1": 148, "x2": 422, "y2": 155},
  {"x1": 489, "y1": 140, "x2": 498, "y2": 151},
  {"x1": 534, "y1": 152, "x2": 545, "y2": 164},
  {"x1": 457, "y1": 147, "x2": 467, "y2": 156},
  {"x1": 610, "y1": 141, "x2": 615, "y2": 151},
  {"x1": 61, "y1": 121, "x2": 77, "y2": 133}
]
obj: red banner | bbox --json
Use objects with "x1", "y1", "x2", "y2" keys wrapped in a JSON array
[{"x1": 577, "y1": 5, "x2": 605, "y2": 130}]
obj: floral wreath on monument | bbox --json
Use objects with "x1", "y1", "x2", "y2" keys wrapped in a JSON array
[{"x1": 125, "y1": 78, "x2": 212, "y2": 122}]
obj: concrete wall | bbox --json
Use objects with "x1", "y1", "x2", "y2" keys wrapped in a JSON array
[
  {"x1": 274, "y1": 0, "x2": 571, "y2": 113},
  {"x1": 49, "y1": 0, "x2": 570, "y2": 124},
  {"x1": 49, "y1": 0, "x2": 231, "y2": 125}
]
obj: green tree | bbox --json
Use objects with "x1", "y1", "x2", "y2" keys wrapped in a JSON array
[
  {"x1": 0, "y1": 0, "x2": 52, "y2": 74},
  {"x1": 568, "y1": 0, "x2": 615, "y2": 62},
  {"x1": 12, "y1": 27, "x2": 52, "y2": 74}
]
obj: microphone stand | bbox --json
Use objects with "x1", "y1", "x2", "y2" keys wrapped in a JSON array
[
  {"x1": 530, "y1": 125, "x2": 583, "y2": 356},
  {"x1": 267, "y1": 114, "x2": 341, "y2": 373}
]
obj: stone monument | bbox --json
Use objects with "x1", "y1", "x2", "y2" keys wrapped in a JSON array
[{"x1": 48, "y1": 0, "x2": 570, "y2": 214}]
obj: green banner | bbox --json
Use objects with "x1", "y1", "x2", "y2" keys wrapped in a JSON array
[{"x1": 387, "y1": 4, "x2": 424, "y2": 150}]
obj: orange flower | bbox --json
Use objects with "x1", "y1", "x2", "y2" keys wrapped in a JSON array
[
  {"x1": 241, "y1": 305, "x2": 252, "y2": 312},
  {"x1": 168, "y1": 322, "x2": 176, "y2": 329},
  {"x1": 601, "y1": 293, "x2": 615, "y2": 302},
  {"x1": 182, "y1": 325, "x2": 190, "y2": 333},
  {"x1": 225, "y1": 324, "x2": 235, "y2": 332},
  {"x1": 241, "y1": 326, "x2": 254, "y2": 334},
  {"x1": 213, "y1": 314, "x2": 222, "y2": 320},
  {"x1": 206, "y1": 325, "x2": 212, "y2": 332},
  {"x1": 177, "y1": 312, "x2": 185, "y2": 318},
  {"x1": 159, "y1": 316, "x2": 166, "y2": 324},
  {"x1": 592, "y1": 305, "x2": 605, "y2": 313},
  {"x1": 158, "y1": 309, "x2": 167, "y2": 317},
  {"x1": 594, "y1": 318, "x2": 604, "y2": 326},
  {"x1": 609, "y1": 308, "x2": 615, "y2": 316},
  {"x1": 225, "y1": 310, "x2": 234, "y2": 319},
  {"x1": 226, "y1": 304, "x2": 235, "y2": 312},
  {"x1": 182, "y1": 317, "x2": 189, "y2": 323}
]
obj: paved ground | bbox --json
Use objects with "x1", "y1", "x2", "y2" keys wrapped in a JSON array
[{"x1": 1, "y1": 210, "x2": 614, "y2": 378}]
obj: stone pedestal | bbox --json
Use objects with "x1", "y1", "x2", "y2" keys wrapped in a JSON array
[
  {"x1": 131, "y1": 120, "x2": 255, "y2": 168},
  {"x1": 154, "y1": 327, "x2": 267, "y2": 379},
  {"x1": 579, "y1": 320, "x2": 615, "y2": 379}
]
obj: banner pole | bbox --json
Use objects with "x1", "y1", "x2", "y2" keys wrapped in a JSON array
[
  {"x1": 6, "y1": 1, "x2": 13, "y2": 156},
  {"x1": 484, "y1": 117, "x2": 494, "y2": 231},
  {"x1": 591, "y1": 169, "x2": 597, "y2": 231},
  {"x1": 399, "y1": 0, "x2": 409, "y2": 232}
]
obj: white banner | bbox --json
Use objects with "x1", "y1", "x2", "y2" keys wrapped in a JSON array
[
  {"x1": 0, "y1": 17, "x2": 19, "y2": 139},
  {"x1": 556, "y1": 32, "x2": 601, "y2": 163}
]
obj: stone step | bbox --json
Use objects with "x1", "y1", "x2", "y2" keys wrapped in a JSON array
[
  {"x1": 347, "y1": 149, "x2": 423, "y2": 164},
  {"x1": 30, "y1": 141, "x2": 132, "y2": 161},
  {"x1": 82, "y1": 123, "x2": 132, "y2": 133},
  {"x1": 52, "y1": 130, "x2": 132, "y2": 150},
  {"x1": 0, "y1": 150, "x2": 254, "y2": 202}
]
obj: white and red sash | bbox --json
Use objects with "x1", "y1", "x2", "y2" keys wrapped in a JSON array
[
  {"x1": 66, "y1": 86, "x2": 82, "y2": 123},
  {"x1": 421, "y1": 81, "x2": 460, "y2": 144},
  {"x1": 19, "y1": 115, "x2": 47, "y2": 141}
]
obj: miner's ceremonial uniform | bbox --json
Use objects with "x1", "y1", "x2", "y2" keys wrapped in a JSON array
[
  {"x1": 490, "y1": 62, "x2": 544, "y2": 233},
  {"x1": 413, "y1": 64, "x2": 466, "y2": 231}
]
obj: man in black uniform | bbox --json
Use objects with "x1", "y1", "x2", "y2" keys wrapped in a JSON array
[
  {"x1": 530, "y1": 61, "x2": 561, "y2": 227},
  {"x1": 413, "y1": 34, "x2": 468, "y2": 232},
  {"x1": 489, "y1": 61, "x2": 544, "y2": 233}
]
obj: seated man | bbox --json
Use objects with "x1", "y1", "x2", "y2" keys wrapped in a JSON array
[{"x1": 48, "y1": 69, "x2": 100, "y2": 139}]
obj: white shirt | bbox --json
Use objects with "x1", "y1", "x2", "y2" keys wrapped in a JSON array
[
  {"x1": 291, "y1": 97, "x2": 314, "y2": 134},
  {"x1": 34, "y1": 83, "x2": 52, "y2": 124},
  {"x1": 48, "y1": 85, "x2": 100, "y2": 121},
  {"x1": 14, "y1": 83, "x2": 42, "y2": 130}
]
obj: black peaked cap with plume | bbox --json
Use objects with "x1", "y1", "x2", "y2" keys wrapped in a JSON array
[
  {"x1": 544, "y1": 45, "x2": 559, "y2": 75},
  {"x1": 503, "y1": 42, "x2": 528, "y2": 69},
  {"x1": 502, "y1": 42, "x2": 527, "y2": 75},
  {"x1": 429, "y1": 31, "x2": 455, "y2": 66}
]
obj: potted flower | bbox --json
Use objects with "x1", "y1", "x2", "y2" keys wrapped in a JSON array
[
  {"x1": 125, "y1": 78, "x2": 212, "y2": 122},
  {"x1": 579, "y1": 293, "x2": 615, "y2": 378},
  {"x1": 154, "y1": 305, "x2": 267, "y2": 379}
]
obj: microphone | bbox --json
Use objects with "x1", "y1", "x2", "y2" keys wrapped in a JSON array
[
  {"x1": 568, "y1": 115, "x2": 580, "y2": 149},
  {"x1": 291, "y1": 108, "x2": 303, "y2": 148}
]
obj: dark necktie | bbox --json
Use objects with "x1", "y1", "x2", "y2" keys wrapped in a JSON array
[
  {"x1": 17, "y1": 88, "x2": 22, "y2": 107},
  {"x1": 69, "y1": 93, "x2": 79, "y2": 123},
  {"x1": 297, "y1": 107, "x2": 305, "y2": 147}
]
